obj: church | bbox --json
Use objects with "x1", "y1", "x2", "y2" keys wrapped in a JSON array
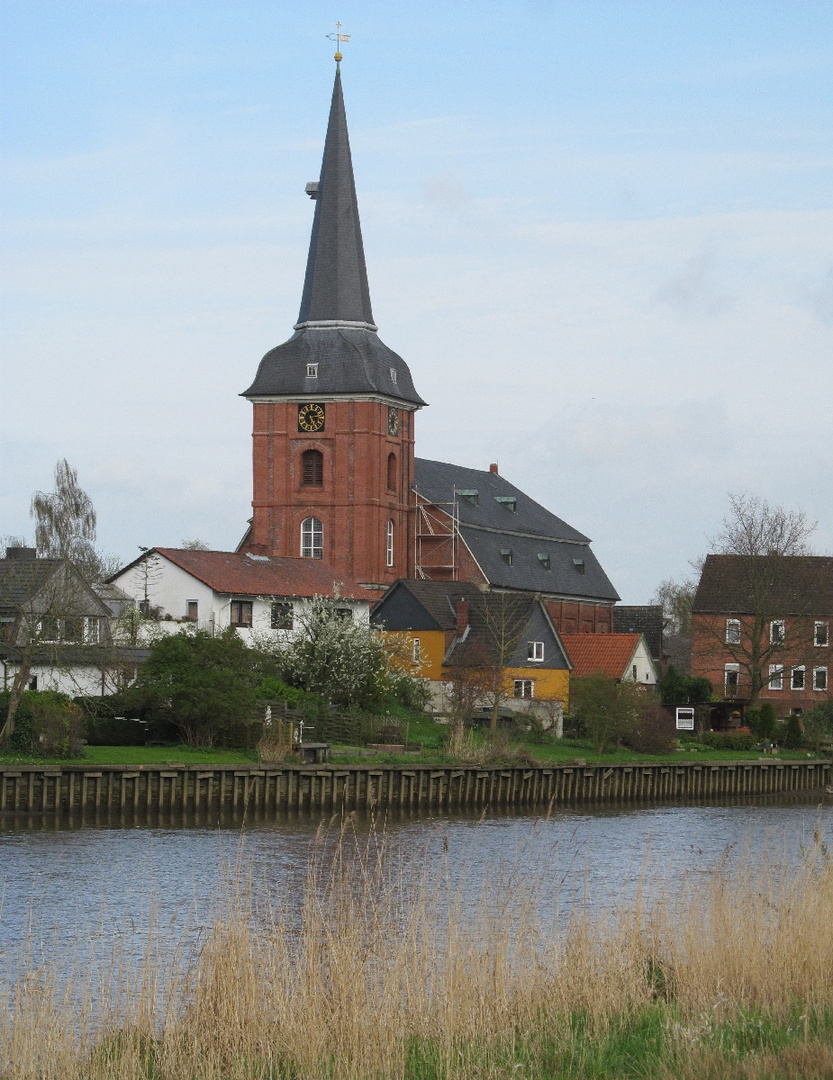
[{"x1": 238, "y1": 59, "x2": 619, "y2": 635}]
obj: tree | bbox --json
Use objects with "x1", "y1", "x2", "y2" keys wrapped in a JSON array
[
  {"x1": 692, "y1": 493, "x2": 820, "y2": 706},
  {"x1": 710, "y1": 493, "x2": 816, "y2": 559},
  {"x1": 657, "y1": 665, "x2": 712, "y2": 706},
  {"x1": 469, "y1": 591, "x2": 531, "y2": 732},
  {"x1": 129, "y1": 628, "x2": 261, "y2": 747},
  {"x1": 269, "y1": 597, "x2": 389, "y2": 709},
  {"x1": 30, "y1": 459, "x2": 118, "y2": 582},
  {"x1": 651, "y1": 575, "x2": 697, "y2": 636},
  {"x1": 570, "y1": 673, "x2": 641, "y2": 754}
]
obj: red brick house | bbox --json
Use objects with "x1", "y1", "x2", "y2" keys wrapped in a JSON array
[{"x1": 690, "y1": 554, "x2": 833, "y2": 717}]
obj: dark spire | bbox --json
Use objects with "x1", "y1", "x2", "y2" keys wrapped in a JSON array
[
  {"x1": 242, "y1": 65, "x2": 425, "y2": 407},
  {"x1": 295, "y1": 66, "x2": 375, "y2": 329}
]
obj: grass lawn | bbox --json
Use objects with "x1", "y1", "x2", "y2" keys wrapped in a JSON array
[{"x1": 0, "y1": 744, "x2": 259, "y2": 767}]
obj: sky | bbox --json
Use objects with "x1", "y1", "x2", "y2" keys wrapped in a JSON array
[{"x1": 2, "y1": 1, "x2": 832, "y2": 603}]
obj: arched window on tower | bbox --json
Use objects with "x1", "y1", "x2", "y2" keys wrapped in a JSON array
[
  {"x1": 387, "y1": 452, "x2": 397, "y2": 492},
  {"x1": 301, "y1": 517, "x2": 323, "y2": 559},
  {"x1": 301, "y1": 448, "x2": 323, "y2": 486},
  {"x1": 386, "y1": 519, "x2": 394, "y2": 568}
]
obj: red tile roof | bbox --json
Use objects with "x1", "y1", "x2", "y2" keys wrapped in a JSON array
[
  {"x1": 560, "y1": 633, "x2": 642, "y2": 679},
  {"x1": 151, "y1": 549, "x2": 376, "y2": 601}
]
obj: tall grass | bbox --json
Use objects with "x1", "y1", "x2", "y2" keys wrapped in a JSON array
[{"x1": 5, "y1": 818, "x2": 833, "y2": 1078}]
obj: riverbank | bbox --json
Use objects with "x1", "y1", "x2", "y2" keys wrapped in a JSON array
[
  {"x1": 5, "y1": 823, "x2": 833, "y2": 1079},
  {"x1": 1, "y1": 757, "x2": 828, "y2": 815}
]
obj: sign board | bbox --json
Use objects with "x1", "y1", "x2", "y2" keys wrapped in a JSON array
[{"x1": 676, "y1": 707, "x2": 695, "y2": 731}]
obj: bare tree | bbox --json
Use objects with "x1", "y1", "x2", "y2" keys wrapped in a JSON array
[
  {"x1": 30, "y1": 459, "x2": 119, "y2": 582},
  {"x1": 651, "y1": 575, "x2": 697, "y2": 636},
  {"x1": 709, "y1": 492, "x2": 816, "y2": 558}
]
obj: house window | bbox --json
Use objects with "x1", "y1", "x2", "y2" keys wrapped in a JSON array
[
  {"x1": 301, "y1": 449, "x2": 323, "y2": 486},
  {"x1": 413, "y1": 638, "x2": 421, "y2": 663},
  {"x1": 271, "y1": 602, "x2": 293, "y2": 630},
  {"x1": 724, "y1": 664, "x2": 739, "y2": 696},
  {"x1": 386, "y1": 520, "x2": 394, "y2": 567},
  {"x1": 494, "y1": 496, "x2": 517, "y2": 512},
  {"x1": 63, "y1": 616, "x2": 83, "y2": 643},
  {"x1": 84, "y1": 617, "x2": 101, "y2": 643},
  {"x1": 186, "y1": 601, "x2": 198, "y2": 622},
  {"x1": 815, "y1": 622, "x2": 829, "y2": 647},
  {"x1": 770, "y1": 620, "x2": 785, "y2": 644},
  {"x1": 301, "y1": 517, "x2": 323, "y2": 559},
  {"x1": 306, "y1": 363, "x2": 318, "y2": 378},
  {"x1": 573, "y1": 558, "x2": 585, "y2": 574},
  {"x1": 230, "y1": 600, "x2": 253, "y2": 627},
  {"x1": 28, "y1": 676, "x2": 38, "y2": 691},
  {"x1": 39, "y1": 615, "x2": 59, "y2": 642},
  {"x1": 769, "y1": 664, "x2": 784, "y2": 690},
  {"x1": 632, "y1": 664, "x2": 638, "y2": 680},
  {"x1": 814, "y1": 666, "x2": 828, "y2": 691},
  {"x1": 725, "y1": 619, "x2": 741, "y2": 645},
  {"x1": 334, "y1": 607, "x2": 353, "y2": 620},
  {"x1": 390, "y1": 366, "x2": 398, "y2": 385},
  {"x1": 387, "y1": 453, "x2": 397, "y2": 492},
  {"x1": 514, "y1": 679, "x2": 534, "y2": 699},
  {"x1": 500, "y1": 548, "x2": 512, "y2": 565},
  {"x1": 528, "y1": 641, "x2": 544, "y2": 662},
  {"x1": 537, "y1": 553, "x2": 551, "y2": 571},
  {"x1": 457, "y1": 489, "x2": 478, "y2": 505},
  {"x1": 791, "y1": 666, "x2": 806, "y2": 691}
]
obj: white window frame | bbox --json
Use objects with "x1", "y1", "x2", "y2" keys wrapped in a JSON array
[
  {"x1": 769, "y1": 664, "x2": 784, "y2": 691},
  {"x1": 306, "y1": 363, "x2": 318, "y2": 378},
  {"x1": 770, "y1": 620, "x2": 785, "y2": 644},
  {"x1": 791, "y1": 666, "x2": 806, "y2": 691},
  {"x1": 725, "y1": 618, "x2": 741, "y2": 645},
  {"x1": 724, "y1": 663, "x2": 739, "y2": 695},
  {"x1": 84, "y1": 616, "x2": 101, "y2": 644},
  {"x1": 513, "y1": 679, "x2": 534, "y2": 699},
  {"x1": 230, "y1": 600, "x2": 253, "y2": 627},
  {"x1": 814, "y1": 666, "x2": 828, "y2": 691},
  {"x1": 527, "y1": 641, "x2": 544, "y2": 662},
  {"x1": 301, "y1": 517, "x2": 323, "y2": 559},
  {"x1": 815, "y1": 622, "x2": 829, "y2": 647},
  {"x1": 412, "y1": 637, "x2": 421, "y2": 664},
  {"x1": 386, "y1": 520, "x2": 394, "y2": 567}
]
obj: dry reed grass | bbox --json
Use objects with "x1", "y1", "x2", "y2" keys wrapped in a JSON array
[{"x1": 4, "y1": 818, "x2": 833, "y2": 1078}]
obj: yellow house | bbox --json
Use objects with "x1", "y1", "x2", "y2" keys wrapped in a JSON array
[{"x1": 372, "y1": 580, "x2": 571, "y2": 716}]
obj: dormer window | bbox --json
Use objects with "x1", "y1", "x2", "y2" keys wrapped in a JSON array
[
  {"x1": 390, "y1": 367, "x2": 398, "y2": 385},
  {"x1": 306, "y1": 363, "x2": 318, "y2": 378},
  {"x1": 494, "y1": 496, "x2": 517, "y2": 512},
  {"x1": 457, "y1": 489, "x2": 478, "y2": 506},
  {"x1": 572, "y1": 558, "x2": 585, "y2": 574},
  {"x1": 500, "y1": 547, "x2": 512, "y2": 565},
  {"x1": 537, "y1": 552, "x2": 551, "y2": 571}
]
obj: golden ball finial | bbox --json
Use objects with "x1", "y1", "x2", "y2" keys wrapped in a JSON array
[{"x1": 334, "y1": 50, "x2": 342, "y2": 62}]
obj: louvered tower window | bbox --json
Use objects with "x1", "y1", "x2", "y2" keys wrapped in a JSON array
[{"x1": 301, "y1": 449, "x2": 323, "y2": 486}]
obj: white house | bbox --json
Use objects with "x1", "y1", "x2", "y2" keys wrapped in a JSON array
[
  {"x1": 559, "y1": 632, "x2": 659, "y2": 685},
  {"x1": 108, "y1": 548, "x2": 376, "y2": 643}
]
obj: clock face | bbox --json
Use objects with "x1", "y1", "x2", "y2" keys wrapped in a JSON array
[
  {"x1": 387, "y1": 407, "x2": 399, "y2": 437},
  {"x1": 298, "y1": 402, "x2": 325, "y2": 433}
]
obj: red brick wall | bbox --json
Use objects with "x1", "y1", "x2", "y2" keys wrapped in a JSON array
[
  {"x1": 691, "y1": 612, "x2": 833, "y2": 715},
  {"x1": 545, "y1": 600, "x2": 613, "y2": 635},
  {"x1": 243, "y1": 399, "x2": 415, "y2": 589}
]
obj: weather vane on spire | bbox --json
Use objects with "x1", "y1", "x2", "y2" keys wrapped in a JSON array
[{"x1": 327, "y1": 22, "x2": 350, "y2": 63}]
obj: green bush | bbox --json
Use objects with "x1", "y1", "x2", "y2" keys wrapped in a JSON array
[
  {"x1": 28, "y1": 693, "x2": 85, "y2": 757},
  {"x1": 783, "y1": 713, "x2": 803, "y2": 749},
  {"x1": 701, "y1": 731, "x2": 756, "y2": 752},
  {"x1": 758, "y1": 703, "x2": 777, "y2": 741}
]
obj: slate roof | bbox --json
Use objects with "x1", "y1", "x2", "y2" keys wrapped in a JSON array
[
  {"x1": 444, "y1": 593, "x2": 570, "y2": 672},
  {"x1": 692, "y1": 555, "x2": 833, "y2": 615},
  {"x1": 414, "y1": 459, "x2": 620, "y2": 602},
  {"x1": 242, "y1": 66, "x2": 424, "y2": 408},
  {"x1": 612, "y1": 605, "x2": 664, "y2": 662},
  {"x1": 0, "y1": 558, "x2": 64, "y2": 617},
  {"x1": 110, "y1": 549, "x2": 376, "y2": 602},
  {"x1": 560, "y1": 633, "x2": 643, "y2": 679},
  {"x1": 371, "y1": 579, "x2": 485, "y2": 631}
]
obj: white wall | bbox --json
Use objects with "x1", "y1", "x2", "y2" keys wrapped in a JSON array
[{"x1": 623, "y1": 638, "x2": 658, "y2": 685}]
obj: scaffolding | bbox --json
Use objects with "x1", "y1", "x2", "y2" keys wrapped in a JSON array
[{"x1": 413, "y1": 487, "x2": 459, "y2": 580}]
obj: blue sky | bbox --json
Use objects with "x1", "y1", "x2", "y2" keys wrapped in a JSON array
[{"x1": 2, "y1": 1, "x2": 833, "y2": 601}]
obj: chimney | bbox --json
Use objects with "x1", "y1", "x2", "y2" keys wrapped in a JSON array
[
  {"x1": 5, "y1": 547, "x2": 36, "y2": 561},
  {"x1": 489, "y1": 463, "x2": 498, "y2": 474},
  {"x1": 455, "y1": 598, "x2": 469, "y2": 634}
]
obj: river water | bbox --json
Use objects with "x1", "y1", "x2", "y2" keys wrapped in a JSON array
[{"x1": 2, "y1": 794, "x2": 832, "y2": 973}]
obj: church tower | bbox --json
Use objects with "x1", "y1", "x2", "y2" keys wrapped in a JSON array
[{"x1": 241, "y1": 62, "x2": 425, "y2": 590}]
